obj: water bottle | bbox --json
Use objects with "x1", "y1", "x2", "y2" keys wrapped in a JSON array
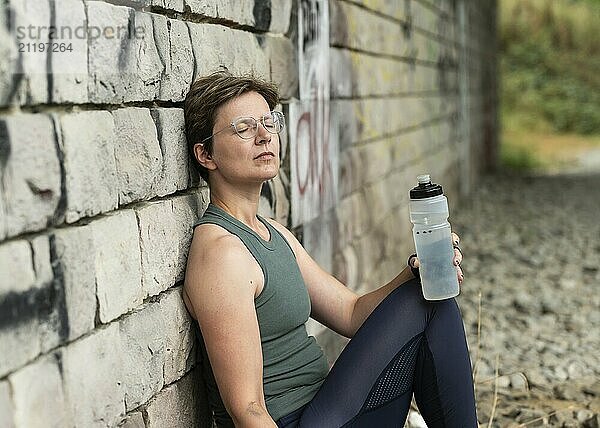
[{"x1": 409, "y1": 174, "x2": 459, "y2": 300}]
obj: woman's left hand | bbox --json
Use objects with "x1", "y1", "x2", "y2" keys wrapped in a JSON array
[
  {"x1": 451, "y1": 232, "x2": 464, "y2": 285},
  {"x1": 410, "y1": 231, "x2": 464, "y2": 285}
]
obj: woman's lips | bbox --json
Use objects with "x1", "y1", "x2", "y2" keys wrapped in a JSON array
[{"x1": 255, "y1": 152, "x2": 275, "y2": 159}]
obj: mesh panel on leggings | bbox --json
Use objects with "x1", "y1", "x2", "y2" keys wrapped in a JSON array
[{"x1": 364, "y1": 334, "x2": 423, "y2": 410}]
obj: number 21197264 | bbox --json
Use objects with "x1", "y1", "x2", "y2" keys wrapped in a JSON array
[{"x1": 18, "y1": 42, "x2": 73, "y2": 53}]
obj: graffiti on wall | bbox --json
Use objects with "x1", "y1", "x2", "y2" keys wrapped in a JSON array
[{"x1": 289, "y1": 0, "x2": 338, "y2": 227}]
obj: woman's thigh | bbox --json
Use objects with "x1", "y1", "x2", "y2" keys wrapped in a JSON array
[
  {"x1": 296, "y1": 278, "x2": 476, "y2": 428},
  {"x1": 297, "y1": 279, "x2": 433, "y2": 427}
]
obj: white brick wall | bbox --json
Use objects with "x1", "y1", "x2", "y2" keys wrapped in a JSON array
[
  {"x1": 0, "y1": 115, "x2": 61, "y2": 237},
  {"x1": 0, "y1": 380, "x2": 15, "y2": 428},
  {"x1": 91, "y1": 210, "x2": 144, "y2": 323},
  {"x1": 113, "y1": 108, "x2": 163, "y2": 205},
  {"x1": 119, "y1": 303, "x2": 166, "y2": 411},
  {"x1": 59, "y1": 111, "x2": 119, "y2": 223},
  {"x1": 51, "y1": 0, "x2": 88, "y2": 104},
  {"x1": 51, "y1": 226, "x2": 97, "y2": 341},
  {"x1": 10, "y1": 354, "x2": 70, "y2": 428},
  {"x1": 0, "y1": 0, "x2": 497, "y2": 426},
  {"x1": 61, "y1": 324, "x2": 125, "y2": 427}
]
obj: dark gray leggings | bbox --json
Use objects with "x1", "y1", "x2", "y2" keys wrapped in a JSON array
[{"x1": 276, "y1": 279, "x2": 478, "y2": 427}]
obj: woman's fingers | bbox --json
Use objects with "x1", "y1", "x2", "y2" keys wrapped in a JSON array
[
  {"x1": 457, "y1": 264, "x2": 464, "y2": 285},
  {"x1": 453, "y1": 247, "x2": 463, "y2": 266},
  {"x1": 451, "y1": 231, "x2": 463, "y2": 284},
  {"x1": 451, "y1": 232, "x2": 460, "y2": 246}
]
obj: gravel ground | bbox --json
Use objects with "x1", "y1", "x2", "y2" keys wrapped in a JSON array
[
  {"x1": 404, "y1": 172, "x2": 600, "y2": 427},
  {"x1": 451, "y1": 172, "x2": 600, "y2": 427}
]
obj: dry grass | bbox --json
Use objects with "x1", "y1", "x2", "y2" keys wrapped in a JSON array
[{"x1": 501, "y1": 126, "x2": 600, "y2": 172}]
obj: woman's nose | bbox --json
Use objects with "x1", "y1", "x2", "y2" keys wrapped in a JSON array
[{"x1": 255, "y1": 123, "x2": 271, "y2": 144}]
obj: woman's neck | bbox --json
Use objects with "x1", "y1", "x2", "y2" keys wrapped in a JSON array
[{"x1": 209, "y1": 186, "x2": 263, "y2": 227}]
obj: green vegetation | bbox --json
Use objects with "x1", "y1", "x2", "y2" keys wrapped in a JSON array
[{"x1": 499, "y1": 0, "x2": 600, "y2": 172}]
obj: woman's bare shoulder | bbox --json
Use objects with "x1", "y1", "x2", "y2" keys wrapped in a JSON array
[{"x1": 184, "y1": 223, "x2": 263, "y2": 315}]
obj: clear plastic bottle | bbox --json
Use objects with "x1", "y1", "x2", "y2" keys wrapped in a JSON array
[{"x1": 409, "y1": 174, "x2": 459, "y2": 300}]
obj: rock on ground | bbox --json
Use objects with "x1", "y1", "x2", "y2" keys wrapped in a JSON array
[{"x1": 451, "y1": 173, "x2": 600, "y2": 427}]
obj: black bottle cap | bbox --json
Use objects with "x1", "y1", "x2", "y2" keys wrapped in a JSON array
[{"x1": 409, "y1": 174, "x2": 443, "y2": 199}]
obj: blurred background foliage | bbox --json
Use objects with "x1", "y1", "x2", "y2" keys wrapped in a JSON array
[{"x1": 499, "y1": 0, "x2": 600, "y2": 172}]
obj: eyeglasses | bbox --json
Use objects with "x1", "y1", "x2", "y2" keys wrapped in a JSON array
[{"x1": 202, "y1": 111, "x2": 285, "y2": 143}]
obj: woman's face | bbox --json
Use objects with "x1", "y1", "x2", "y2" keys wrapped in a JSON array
[{"x1": 209, "y1": 91, "x2": 280, "y2": 185}]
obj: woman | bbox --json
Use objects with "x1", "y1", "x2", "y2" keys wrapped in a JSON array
[{"x1": 183, "y1": 71, "x2": 477, "y2": 427}]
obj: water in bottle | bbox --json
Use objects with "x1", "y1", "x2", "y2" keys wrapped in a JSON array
[{"x1": 409, "y1": 174, "x2": 459, "y2": 300}]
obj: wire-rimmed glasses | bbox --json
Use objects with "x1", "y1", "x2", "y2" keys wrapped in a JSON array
[{"x1": 202, "y1": 111, "x2": 285, "y2": 143}]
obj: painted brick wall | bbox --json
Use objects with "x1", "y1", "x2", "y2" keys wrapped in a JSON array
[{"x1": 0, "y1": 0, "x2": 497, "y2": 426}]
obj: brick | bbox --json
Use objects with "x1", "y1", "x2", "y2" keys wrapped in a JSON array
[
  {"x1": 119, "y1": 412, "x2": 145, "y2": 428},
  {"x1": 61, "y1": 323, "x2": 125, "y2": 428},
  {"x1": 50, "y1": 0, "x2": 88, "y2": 103},
  {"x1": 330, "y1": 1, "x2": 408, "y2": 58},
  {"x1": 336, "y1": 191, "x2": 369, "y2": 249},
  {"x1": 270, "y1": 171, "x2": 290, "y2": 225},
  {"x1": 119, "y1": 303, "x2": 165, "y2": 411},
  {"x1": 184, "y1": 0, "x2": 255, "y2": 27},
  {"x1": 160, "y1": 288, "x2": 196, "y2": 384},
  {"x1": 136, "y1": 193, "x2": 202, "y2": 297},
  {"x1": 172, "y1": 191, "x2": 206, "y2": 268},
  {"x1": 263, "y1": 35, "x2": 297, "y2": 99},
  {"x1": 51, "y1": 225, "x2": 97, "y2": 340},
  {"x1": 59, "y1": 111, "x2": 118, "y2": 223},
  {"x1": 136, "y1": 200, "x2": 179, "y2": 297},
  {"x1": 150, "y1": 108, "x2": 189, "y2": 197},
  {"x1": 0, "y1": 239, "x2": 36, "y2": 294},
  {"x1": 363, "y1": 178, "x2": 391, "y2": 226},
  {"x1": 187, "y1": 23, "x2": 269, "y2": 79},
  {"x1": 31, "y1": 235, "x2": 53, "y2": 286},
  {"x1": 133, "y1": 0, "x2": 184, "y2": 12},
  {"x1": 90, "y1": 210, "x2": 143, "y2": 323},
  {"x1": 330, "y1": 49, "x2": 453, "y2": 98},
  {"x1": 9, "y1": 354, "x2": 70, "y2": 428},
  {"x1": 0, "y1": 114, "x2": 61, "y2": 238},
  {"x1": 0, "y1": 191, "x2": 5, "y2": 240},
  {"x1": 145, "y1": 368, "x2": 211, "y2": 428},
  {"x1": 329, "y1": 49, "x2": 353, "y2": 97},
  {"x1": 0, "y1": 236, "x2": 60, "y2": 375},
  {"x1": 343, "y1": 0, "x2": 408, "y2": 22},
  {"x1": 30, "y1": 235, "x2": 63, "y2": 354},
  {"x1": 0, "y1": 380, "x2": 15, "y2": 428},
  {"x1": 330, "y1": 2, "x2": 459, "y2": 65},
  {"x1": 154, "y1": 17, "x2": 194, "y2": 102},
  {"x1": 339, "y1": 146, "x2": 361, "y2": 197},
  {"x1": 0, "y1": 320, "x2": 40, "y2": 378},
  {"x1": 412, "y1": 1, "x2": 443, "y2": 37},
  {"x1": 87, "y1": 4, "x2": 162, "y2": 103},
  {"x1": 327, "y1": 97, "x2": 452, "y2": 148},
  {"x1": 270, "y1": 0, "x2": 293, "y2": 34},
  {"x1": 112, "y1": 108, "x2": 162, "y2": 205},
  {"x1": 9, "y1": 0, "x2": 50, "y2": 104},
  {"x1": 0, "y1": 4, "x2": 16, "y2": 107},
  {"x1": 332, "y1": 243, "x2": 360, "y2": 291}
]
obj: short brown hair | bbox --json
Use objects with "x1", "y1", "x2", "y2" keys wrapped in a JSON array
[{"x1": 184, "y1": 70, "x2": 280, "y2": 183}]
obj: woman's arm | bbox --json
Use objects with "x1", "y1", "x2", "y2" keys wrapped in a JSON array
[
  {"x1": 267, "y1": 220, "x2": 461, "y2": 339},
  {"x1": 184, "y1": 226, "x2": 278, "y2": 428},
  {"x1": 267, "y1": 220, "x2": 415, "y2": 338}
]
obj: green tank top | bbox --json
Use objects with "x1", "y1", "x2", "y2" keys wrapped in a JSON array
[{"x1": 193, "y1": 203, "x2": 329, "y2": 424}]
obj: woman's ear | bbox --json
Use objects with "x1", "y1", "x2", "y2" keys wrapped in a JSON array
[{"x1": 194, "y1": 143, "x2": 217, "y2": 172}]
